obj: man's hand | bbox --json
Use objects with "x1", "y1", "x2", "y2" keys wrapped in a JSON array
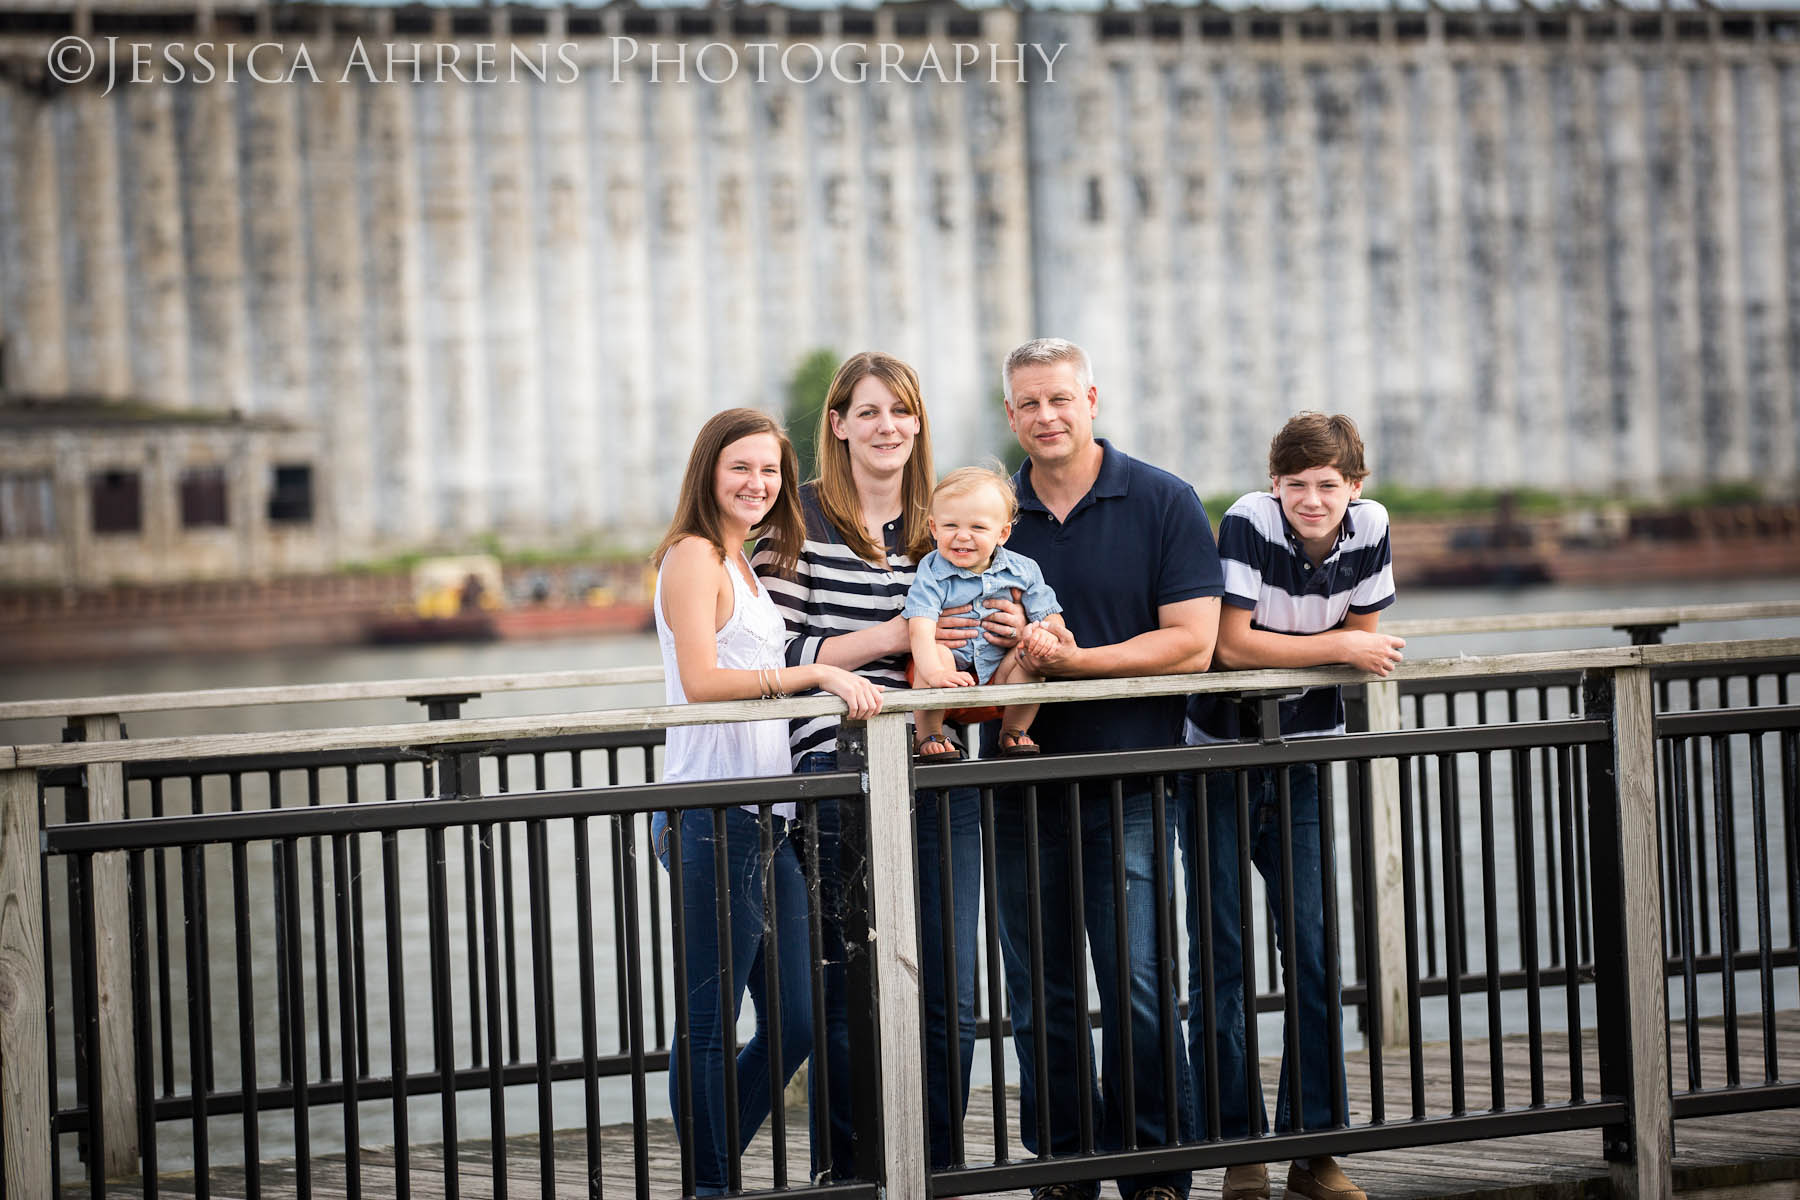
[
  {"x1": 1341, "y1": 630, "x2": 1406, "y2": 676},
  {"x1": 1018, "y1": 622, "x2": 1081, "y2": 676}
]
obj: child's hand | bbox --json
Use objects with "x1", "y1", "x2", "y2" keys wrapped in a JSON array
[
  {"x1": 1019, "y1": 621, "x2": 1060, "y2": 659},
  {"x1": 919, "y1": 668, "x2": 975, "y2": 689}
]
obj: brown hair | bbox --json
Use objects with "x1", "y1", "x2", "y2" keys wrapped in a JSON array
[
  {"x1": 813, "y1": 351, "x2": 936, "y2": 563},
  {"x1": 931, "y1": 463, "x2": 1018, "y2": 523},
  {"x1": 654, "y1": 408, "x2": 804, "y2": 575},
  {"x1": 1268, "y1": 411, "x2": 1369, "y2": 483}
]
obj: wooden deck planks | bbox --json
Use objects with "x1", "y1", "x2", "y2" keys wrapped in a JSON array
[{"x1": 73, "y1": 1013, "x2": 1799, "y2": 1199}]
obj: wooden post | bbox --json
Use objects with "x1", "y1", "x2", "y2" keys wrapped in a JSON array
[
  {"x1": 70, "y1": 714, "x2": 139, "y2": 1177},
  {"x1": 0, "y1": 766, "x2": 53, "y2": 1196},
  {"x1": 1361, "y1": 680, "x2": 1411, "y2": 1050},
  {"x1": 1582, "y1": 666, "x2": 1672, "y2": 1200},
  {"x1": 864, "y1": 712, "x2": 927, "y2": 1197}
]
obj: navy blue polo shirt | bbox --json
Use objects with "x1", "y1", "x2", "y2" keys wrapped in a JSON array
[{"x1": 995, "y1": 439, "x2": 1224, "y2": 755}]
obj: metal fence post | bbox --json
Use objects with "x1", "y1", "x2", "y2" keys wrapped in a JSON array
[
  {"x1": 1, "y1": 765, "x2": 54, "y2": 1196},
  {"x1": 1581, "y1": 666, "x2": 1672, "y2": 1200},
  {"x1": 69, "y1": 714, "x2": 140, "y2": 1177},
  {"x1": 1361, "y1": 681, "x2": 1411, "y2": 1050},
  {"x1": 837, "y1": 714, "x2": 927, "y2": 1197}
]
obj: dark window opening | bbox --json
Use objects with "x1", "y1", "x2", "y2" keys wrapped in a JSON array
[
  {"x1": 180, "y1": 467, "x2": 229, "y2": 529},
  {"x1": 90, "y1": 470, "x2": 142, "y2": 535},
  {"x1": 268, "y1": 464, "x2": 314, "y2": 524},
  {"x1": 841, "y1": 13, "x2": 875, "y2": 36},
  {"x1": 92, "y1": 9, "x2": 196, "y2": 36},
  {"x1": 0, "y1": 11, "x2": 74, "y2": 35},
  {"x1": 0, "y1": 472, "x2": 55, "y2": 540},
  {"x1": 895, "y1": 14, "x2": 928, "y2": 37}
]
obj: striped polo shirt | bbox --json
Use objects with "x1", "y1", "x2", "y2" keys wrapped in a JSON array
[
  {"x1": 1186, "y1": 492, "x2": 1396, "y2": 742},
  {"x1": 752, "y1": 482, "x2": 917, "y2": 767}
]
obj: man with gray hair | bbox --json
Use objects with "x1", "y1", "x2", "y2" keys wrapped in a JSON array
[{"x1": 990, "y1": 337, "x2": 1225, "y2": 1200}]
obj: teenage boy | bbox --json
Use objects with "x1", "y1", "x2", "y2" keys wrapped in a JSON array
[{"x1": 1179, "y1": 412, "x2": 1404, "y2": 1200}]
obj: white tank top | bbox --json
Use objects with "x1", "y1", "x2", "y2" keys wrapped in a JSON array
[{"x1": 654, "y1": 548, "x2": 797, "y2": 818}]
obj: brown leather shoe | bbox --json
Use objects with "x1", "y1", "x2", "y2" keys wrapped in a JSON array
[
  {"x1": 1221, "y1": 1162, "x2": 1269, "y2": 1200},
  {"x1": 1285, "y1": 1157, "x2": 1366, "y2": 1200}
]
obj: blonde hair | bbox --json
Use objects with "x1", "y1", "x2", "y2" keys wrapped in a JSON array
[
  {"x1": 813, "y1": 351, "x2": 936, "y2": 563},
  {"x1": 931, "y1": 463, "x2": 1018, "y2": 523}
]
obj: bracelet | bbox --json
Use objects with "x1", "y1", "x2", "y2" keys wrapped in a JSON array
[
  {"x1": 773, "y1": 666, "x2": 786, "y2": 697},
  {"x1": 756, "y1": 667, "x2": 771, "y2": 699}
]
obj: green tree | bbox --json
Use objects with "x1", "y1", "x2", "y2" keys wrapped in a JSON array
[{"x1": 785, "y1": 348, "x2": 839, "y2": 482}]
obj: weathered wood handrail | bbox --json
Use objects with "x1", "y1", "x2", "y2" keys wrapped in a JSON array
[
  {"x1": 3, "y1": 638, "x2": 1795, "y2": 1200},
  {"x1": 1383, "y1": 599, "x2": 1800, "y2": 638},
  {"x1": 4, "y1": 638, "x2": 1795, "y2": 771},
  {"x1": 4, "y1": 600, "x2": 1796, "y2": 724},
  {"x1": 0, "y1": 666, "x2": 666, "y2": 722}
]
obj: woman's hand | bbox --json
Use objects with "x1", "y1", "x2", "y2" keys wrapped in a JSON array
[
  {"x1": 814, "y1": 665, "x2": 884, "y2": 721},
  {"x1": 936, "y1": 603, "x2": 979, "y2": 651},
  {"x1": 979, "y1": 589, "x2": 1026, "y2": 648}
]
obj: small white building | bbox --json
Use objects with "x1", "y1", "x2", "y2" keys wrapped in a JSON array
[{"x1": 0, "y1": 399, "x2": 334, "y2": 585}]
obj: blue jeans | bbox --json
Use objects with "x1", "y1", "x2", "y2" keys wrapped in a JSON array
[
  {"x1": 1176, "y1": 766, "x2": 1347, "y2": 1140},
  {"x1": 795, "y1": 752, "x2": 981, "y2": 1178},
  {"x1": 991, "y1": 782, "x2": 1192, "y2": 1199},
  {"x1": 652, "y1": 807, "x2": 814, "y2": 1196}
]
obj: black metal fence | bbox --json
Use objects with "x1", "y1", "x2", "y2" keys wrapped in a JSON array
[
  {"x1": 34, "y1": 727, "x2": 877, "y2": 1198},
  {"x1": 9, "y1": 644, "x2": 1799, "y2": 1199}
]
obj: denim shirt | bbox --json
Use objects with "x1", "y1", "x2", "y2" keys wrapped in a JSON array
[
  {"x1": 901, "y1": 545, "x2": 1061, "y2": 683},
  {"x1": 902, "y1": 545, "x2": 1060, "y2": 625}
]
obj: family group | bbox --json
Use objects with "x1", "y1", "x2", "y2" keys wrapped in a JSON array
[{"x1": 648, "y1": 337, "x2": 1405, "y2": 1200}]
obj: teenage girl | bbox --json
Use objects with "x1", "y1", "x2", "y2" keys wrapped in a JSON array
[{"x1": 650, "y1": 407, "x2": 882, "y2": 1195}]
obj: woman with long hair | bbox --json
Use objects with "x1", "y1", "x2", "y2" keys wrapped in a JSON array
[
  {"x1": 651, "y1": 407, "x2": 882, "y2": 1196},
  {"x1": 753, "y1": 352, "x2": 1025, "y2": 1179}
]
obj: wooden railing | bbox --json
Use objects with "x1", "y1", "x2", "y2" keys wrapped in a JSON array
[
  {"x1": 4, "y1": 599, "x2": 1798, "y2": 726},
  {"x1": 2, "y1": 630, "x2": 1797, "y2": 1198}
]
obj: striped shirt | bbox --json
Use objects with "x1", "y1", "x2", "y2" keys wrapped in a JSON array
[
  {"x1": 752, "y1": 483, "x2": 917, "y2": 767},
  {"x1": 1187, "y1": 492, "x2": 1396, "y2": 742}
]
